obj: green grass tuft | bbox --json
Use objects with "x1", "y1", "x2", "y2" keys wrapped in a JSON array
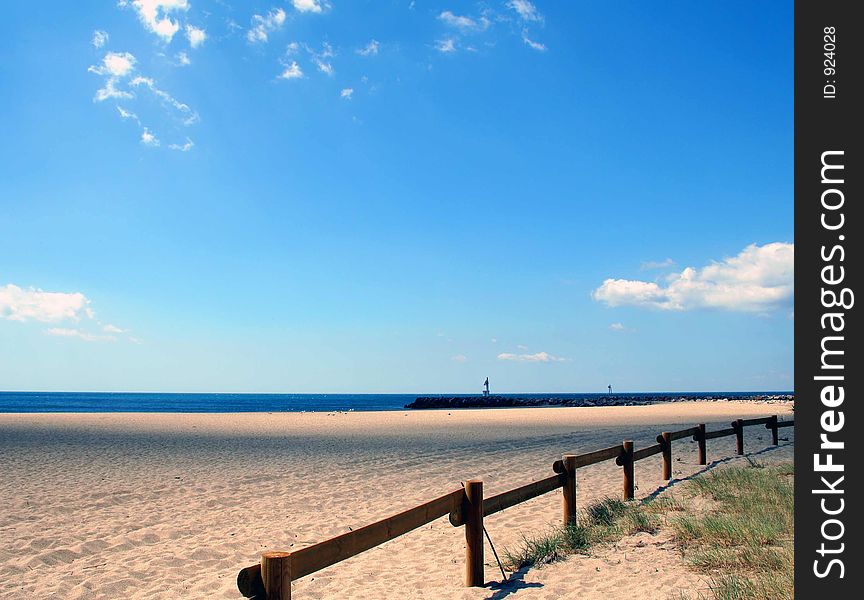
[{"x1": 672, "y1": 462, "x2": 794, "y2": 600}]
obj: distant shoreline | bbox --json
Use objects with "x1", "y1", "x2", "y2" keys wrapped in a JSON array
[
  {"x1": 0, "y1": 391, "x2": 793, "y2": 413},
  {"x1": 406, "y1": 393, "x2": 794, "y2": 410}
]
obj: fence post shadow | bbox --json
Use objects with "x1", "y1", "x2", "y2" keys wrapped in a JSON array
[{"x1": 484, "y1": 565, "x2": 543, "y2": 600}]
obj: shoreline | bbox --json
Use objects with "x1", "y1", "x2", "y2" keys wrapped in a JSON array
[{"x1": 1, "y1": 401, "x2": 795, "y2": 599}]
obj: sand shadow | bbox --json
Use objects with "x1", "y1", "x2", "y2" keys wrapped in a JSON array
[
  {"x1": 643, "y1": 441, "x2": 793, "y2": 500},
  {"x1": 484, "y1": 566, "x2": 543, "y2": 599}
]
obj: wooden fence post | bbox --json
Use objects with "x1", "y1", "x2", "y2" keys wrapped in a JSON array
[
  {"x1": 622, "y1": 441, "x2": 634, "y2": 500},
  {"x1": 660, "y1": 432, "x2": 672, "y2": 480},
  {"x1": 562, "y1": 454, "x2": 578, "y2": 525},
  {"x1": 261, "y1": 551, "x2": 291, "y2": 600},
  {"x1": 697, "y1": 424, "x2": 707, "y2": 465},
  {"x1": 769, "y1": 415, "x2": 779, "y2": 445},
  {"x1": 464, "y1": 479, "x2": 484, "y2": 587},
  {"x1": 734, "y1": 419, "x2": 744, "y2": 455}
]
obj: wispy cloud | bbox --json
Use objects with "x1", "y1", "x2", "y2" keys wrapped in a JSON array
[
  {"x1": 356, "y1": 39, "x2": 380, "y2": 56},
  {"x1": 185, "y1": 25, "x2": 206, "y2": 48},
  {"x1": 140, "y1": 128, "x2": 160, "y2": 146},
  {"x1": 46, "y1": 328, "x2": 117, "y2": 342},
  {"x1": 169, "y1": 138, "x2": 194, "y2": 151},
  {"x1": 340, "y1": 87, "x2": 354, "y2": 99},
  {"x1": 593, "y1": 242, "x2": 794, "y2": 313},
  {"x1": 247, "y1": 8, "x2": 286, "y2": 43},
  {"x1": 279, "y1": 61, "x2": 304, "y2": 80},
  {"x1": 609, "y1": 322, "x2": 636, "y2": 333},
  {"x1": 89, "y1": 52, "x2": 137, "y2": 101},
  {"x1": 640, "y1": 258, "x2": 676, "y2": 270},
  {"x1": 130, "y1": 76, "x2": 199, "y2": 125},
  {"x1": 125, "y1": 0, "x2": 190, "y2": 43},
  {"x1": 310, "y1": 41, "x2": 335, "y2": 75},
  {"x1": 438, "y1": 11, "x2": 490, "y2": 31},
  {"x1": 291, "y1": 0, "x2": 324, "y2": 13},
  {"x1": 506, "y1": 0, "x2": 543, "y2": 23},
  {"x1": 176, "y1": 51, "x2": 191, "y2": 66},
  {"x1": 89, "y1": 51, "x2": 137, "y2": 78},
  {"x1": 451, "y1": 354, "x2": 468, "y2": 363},
  {"x1": 435, "y1": 38, "x2": 457, "y2": 53},
  {"x1": 522, "y1": 33, "x2": 546, "y2": 51},
  {"x1": 497, "y1": 351, "x2": 566, "y2": 363},
  {"x1": 92, "y1": 30, "x2": 109, "y2": 48}
]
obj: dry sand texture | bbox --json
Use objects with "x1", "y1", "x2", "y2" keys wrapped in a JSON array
[{"x1": 0, "y1": 401, "x2": 794, "y2": 599}]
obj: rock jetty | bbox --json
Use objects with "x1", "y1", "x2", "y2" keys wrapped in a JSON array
[{"x1": 405, "y1": 394, "x2": 793, "y2": 410}]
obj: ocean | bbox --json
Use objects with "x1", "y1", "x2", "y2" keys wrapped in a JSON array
[{"x1": 0, "y1": 391, "x2": 791, "y2": 413}]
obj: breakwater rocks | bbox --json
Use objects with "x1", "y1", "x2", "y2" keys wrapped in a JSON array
[{"x1": 405, "y1": 394, "x2": 794, "y2": 410}]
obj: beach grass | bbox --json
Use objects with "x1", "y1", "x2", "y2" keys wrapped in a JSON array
[
  {"x1": 501, "y1": 495, "x2": 662, "y2": 570},
  {"x1": 672, "y1": 462, "x2": 794, "y2": 600},
  {"x1": 503, "y1": 461, "x2": 793, "y2": 600}
]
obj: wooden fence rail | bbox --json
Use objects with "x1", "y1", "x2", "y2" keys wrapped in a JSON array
[{"x1": 238, "y1": 414, "x2": 793, "y2": 599}]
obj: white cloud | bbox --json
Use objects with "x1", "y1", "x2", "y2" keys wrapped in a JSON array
[
  {"x1": 291, "y1": 0, "x2": 324, "y2": 13},
  {"x1": 89, "y1": 52, "x2": 137, "y2": 101},
  {"x1": 46, "y1": 328, "x2": 116, "y2": 343},
  {"x1": 89, "y1": 51, "x2": 136, "y2": 78},
  {"x1": 130, "y1": 76, "x2": 199, "y2": 125},
  {"x1": 279, "y1": 61, "x2": 304, "y2": 79},
  {"x1": 435, "y1": 38, "x2": 457, "y2": 53},
  {"x1": 640, "y1": 258, "x2": 676, "y2": 270},
  {"x1": 507, "y1": 0, "x2": 543, "y2": 22},
  {"x1": 592, "y1": 242, "x2": 794, "y2": 313},
  {"x1": 102, "y1": 324, "x2": 126, "y2": 334},
  {"x1": 129, "y1": 0, "x2": 190, "y2": 43},
  {"x1": 1, "y1": 284, "x2": 92, "y2": 323},
  {"x1": 117, "y1": 106, "x2": 139, "y2": 122},
  {"x1": 140, "y1": 128, "x2": 160, "y2": 146},
  {"x1": 307, "y1": 41, "x2": 335, "y2": 75},
  {"x1": 438, "y1": 11, "x2": 489, "y2": 31},
  {"x1": 451, "y1": 354, "x2": 468, "y2": 363},
  {"x1": 92, "y1": 30, "x2": 109, "y2": 48},
  {"x1": 185, "y1": 25, "x2": 206, "y2": 48},
  {"x1": 247, "y1": 8, "x2": 286, "y2": 43},
  {"x1": 176, "y1": 51, "x2": 191, "y2": 66},
  {"x1": 497, "y1": 351, "x2": 566, "y2": 363},
  {"x1": 95, "y1": 79, "x2": 134, "y2": 102},
  {"x1": 609, "y1": 322, "x2": 625, "y2": 331},
  {"x1": 522, "y1": 33, "x2": 546, "y2": 51},
  {"x1": 356, "y1": 39, "x2": 379, "y2": 56},
  {"x1": 169, "y1": 138, "x2": 195, "y2": 151},
  {"x1": 340, "y1": 87, "x2": 354, "y2": 99}
]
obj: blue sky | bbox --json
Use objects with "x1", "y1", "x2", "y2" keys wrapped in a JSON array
[{"x1": 0, "y1": 1, "x2": 793, "y2": 393}]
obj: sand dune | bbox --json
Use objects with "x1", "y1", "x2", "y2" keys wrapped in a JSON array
[{"x1": 0, "y1": 401, "x2": 793, "y2": 599}]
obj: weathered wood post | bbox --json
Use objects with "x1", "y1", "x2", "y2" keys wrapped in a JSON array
[
  {"x1": 769, "y1": 415, "x2": 779, "y2": 445},
  {"x1": 464, "y1": 479, "x2": 484, "y2": 587},
  {"x1": 697, "y1": 423, "x2": 707, "y2": 465},
  {"x1": 660, "y1": 432, "x2": 672, "y2": 480},
  {"x1": 261, "y1": 551, "x2": 291, "y2": 600},
  {"x1": 562, "y1": 454, "x2": 578, "y2": 525},
  {"x1": 733, "y1": 419, "x2": 744, "y2": 455},
  {"x1": 622, "y1": 441, "x2": 634, "y2": 500}
]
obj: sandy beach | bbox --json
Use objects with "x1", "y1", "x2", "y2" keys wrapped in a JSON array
[{"x1": 0, "y1": 401, "x2": 794, "y2": 599}]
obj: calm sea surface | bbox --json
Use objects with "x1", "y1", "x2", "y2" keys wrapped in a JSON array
[{"x1": 0, "y1": 391, "x2": 789, "y2": 413}]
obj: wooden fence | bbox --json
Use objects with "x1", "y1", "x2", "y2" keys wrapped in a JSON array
[{"x1": 237, "y1": 414, "x2": 793, "y2": 599}]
